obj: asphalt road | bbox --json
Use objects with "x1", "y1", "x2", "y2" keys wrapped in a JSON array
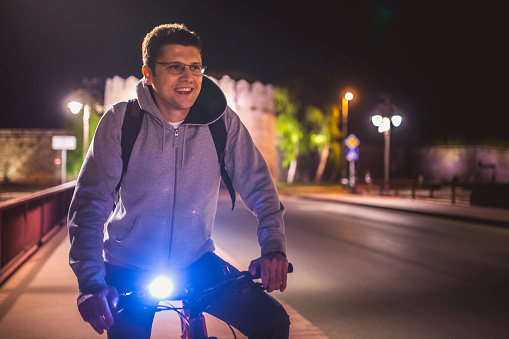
[{"x1": 213, "y1": 193, "x2": 509, "y2": 339}]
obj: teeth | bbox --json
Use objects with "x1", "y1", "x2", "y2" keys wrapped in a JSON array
[{"x1": 175, "y1": 88, "x2": 192, "y2": 92}]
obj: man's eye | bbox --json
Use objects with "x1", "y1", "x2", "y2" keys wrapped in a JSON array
[
  {"x1": 169, "y1": 65, "x2": 182, "y2": 71},
  {"x1": 189, "y1": 65, "x2": 200, "y2": 71}
]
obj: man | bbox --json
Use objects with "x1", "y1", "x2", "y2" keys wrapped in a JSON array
[{"x1": 68, "y1": 23, "x2": 290, "y2": 338}]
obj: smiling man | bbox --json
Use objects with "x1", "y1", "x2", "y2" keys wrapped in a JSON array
[{"x1": 68, "y1": 23, "x2": 290, "y2": 339}]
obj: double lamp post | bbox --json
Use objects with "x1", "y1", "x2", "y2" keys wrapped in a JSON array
[{"x1": 370, "y1": 96, "x2": 402, "y2": 192}]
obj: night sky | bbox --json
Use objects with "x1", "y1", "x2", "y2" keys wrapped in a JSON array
[{"x1": 1, "y1": 1, "x2": 506, "y2": 146}]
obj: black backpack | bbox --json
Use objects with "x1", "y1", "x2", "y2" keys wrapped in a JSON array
[{"x1": 114, "y1": 99, "x2": 236, "y2": 210}]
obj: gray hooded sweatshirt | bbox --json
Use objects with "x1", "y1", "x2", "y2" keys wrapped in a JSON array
[{"x1": 68, "y1": 77, "x2": 286, "y2": 294}]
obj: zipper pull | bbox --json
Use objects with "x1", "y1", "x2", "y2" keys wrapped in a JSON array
[{"x1": 173, "y1": 129, "x2": 178, "y2": 148}]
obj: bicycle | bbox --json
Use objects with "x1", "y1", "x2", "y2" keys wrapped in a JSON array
[{"x1": 117, "y1": 263, "x2": 293, "y2": 339}]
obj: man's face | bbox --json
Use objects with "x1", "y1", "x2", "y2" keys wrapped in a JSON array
[{"x1": 144, "y1": 44, "x2": 203, "y2": 120}]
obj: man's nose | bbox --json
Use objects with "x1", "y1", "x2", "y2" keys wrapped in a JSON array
[{"x1": 179, "y1": 66, "x2": 194, "y2": 80}]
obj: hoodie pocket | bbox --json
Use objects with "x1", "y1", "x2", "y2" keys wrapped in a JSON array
[
  {"x1": 169, "y1": 212, "x2": 212, "y2": 266},
  {"x1": 109, "y1": 215, "x2": 171, "y2": 270}
]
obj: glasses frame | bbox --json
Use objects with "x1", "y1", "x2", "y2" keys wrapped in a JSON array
[{"x1": 155, "y1": 62, "x2": 207, "y2": 76}]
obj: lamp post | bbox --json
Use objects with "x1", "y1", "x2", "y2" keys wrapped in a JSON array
[
  {"x1": 67, "y1": 100, "x2": 90, "y2": 159},
  {"x1": 340, "y1": 91, "x2": 354, "y2": 184},
  {"x1": 371, "y1": 113, "x2": 403, "y2": 192},
  {"x1": 66, "y1": 84, "x2": 103, "y2": 159}
]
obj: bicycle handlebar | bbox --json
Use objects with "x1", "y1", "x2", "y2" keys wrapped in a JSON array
[
  {"x1": 119, "y1": 263, "x2": 294, "y2": 303},
  {"x1": 250, "y1": 262, "x2": 294, "y2": 280}
]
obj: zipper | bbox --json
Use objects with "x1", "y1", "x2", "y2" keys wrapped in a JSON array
[
  {"x1": 168, "y1": 127, "x2": 179, "y2": 267},
  {"x1": 173, "y1": 129, "x2": 178, "y2": 148}
]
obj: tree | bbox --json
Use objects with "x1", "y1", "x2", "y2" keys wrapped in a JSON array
[
  {"x1": 274, "y1": 87, "x2": 304, "y2": 184},
  {"x1": 305, "y1": 105, "x2": 341, "y2": 183}
]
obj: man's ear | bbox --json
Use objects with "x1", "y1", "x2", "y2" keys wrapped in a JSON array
[{"x1": 142, "y1": 65, "x2": 152, "y2": 85}]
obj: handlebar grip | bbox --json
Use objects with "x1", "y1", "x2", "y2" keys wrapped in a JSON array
[{"x1": 252, "y1": 262, "x2": 293, "y2": 280}]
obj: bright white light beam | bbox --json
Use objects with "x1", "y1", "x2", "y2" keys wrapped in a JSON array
[{"x1": 149, "y1": 276, "x2": 174, "y2": 299}]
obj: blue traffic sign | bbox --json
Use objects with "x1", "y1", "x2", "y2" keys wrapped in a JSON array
[{"x1": 346, "y1": 148, "x2": 359, "y2": 161}]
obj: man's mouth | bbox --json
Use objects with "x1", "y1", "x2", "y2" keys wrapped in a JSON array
[{"x1": 175, "y1": 87, "x2": 192, "y2": 93}]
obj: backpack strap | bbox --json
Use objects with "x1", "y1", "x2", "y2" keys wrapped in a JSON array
[
  {"x1": 115, "y1": 99, "x2": 145, "y2": 193},
  {"x1": 209, "y1": 118, "x2": 236, "y2": 210}
]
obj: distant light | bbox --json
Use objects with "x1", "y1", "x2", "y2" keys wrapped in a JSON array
[
  {"x1": 149, "y1": 276, "x2": 174, "y2": 299},
  {"x1": 371, "y1": 115, "x2": 383, "y2": 127},
  {"x1": 54, "y1": 157, "x2": 62, "y2": 166},
  {"x1": 345, "y1": 92, "x2": 354, "y2": 101},
  {"x1": 95, "y1": 104, "x2": 104, "y2": 114},
  {"x1": 377, "y1": 117, "x2": 391, "y2": 133},
  {"x1": 67, "y1": 101, "x2": 83, "y2": 114},
  {"x1": 391, "y1": 115, "x2": 403, "y2": 127}
]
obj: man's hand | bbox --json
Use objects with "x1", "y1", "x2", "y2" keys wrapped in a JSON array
[
  {"x1": 77, "y1": 286, "x2": 119, "y2": 334},
  {"x1": 249, "y1": 252, "x2": 289, "y2": 293}
]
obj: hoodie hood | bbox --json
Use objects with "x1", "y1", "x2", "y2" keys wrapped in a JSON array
[{"x1": 136, "y1": 75, "x2": 227, "y2": 126}]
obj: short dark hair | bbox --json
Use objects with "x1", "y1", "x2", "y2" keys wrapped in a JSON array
[{"x1": 142, "y1": 23, "x2": 201, "y2": 74}]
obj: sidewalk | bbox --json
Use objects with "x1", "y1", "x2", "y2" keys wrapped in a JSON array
[
  {"x1": 0, "y1": 225, "x2": 327, "y2": 339},
  {"x1": 278, "y1": 186, "x2": 509, "y2": 228}
]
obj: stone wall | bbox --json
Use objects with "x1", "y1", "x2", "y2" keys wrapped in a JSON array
[
  {"x1": 411, "y1": 146, "x2": 509, "y2": 183},
  {"x1": 0, "y1": 129, "x2": 65, "y2": 185}
]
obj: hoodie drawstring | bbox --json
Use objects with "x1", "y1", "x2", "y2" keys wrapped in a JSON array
[
  {"x1": 182, "y1": 125, "x2": 188, "y2": 169},
  {"x1": 162, "y1": 124, "x2": 166, "y2": 153}
]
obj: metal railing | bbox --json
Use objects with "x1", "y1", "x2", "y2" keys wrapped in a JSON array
[
  {"x1": 0, "y1": 181, "x2": 75, "y2": 285},
  {"x1": 356, "y1": 179, "x2": 472, "y2": 206}
]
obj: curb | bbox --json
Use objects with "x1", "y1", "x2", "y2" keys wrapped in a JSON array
[{"x1": 285, "y1": 193, "x2": 509, "y2": 229}]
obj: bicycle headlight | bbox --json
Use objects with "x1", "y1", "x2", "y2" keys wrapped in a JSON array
[{"x1": 149, "y1": 276, "x2": 174, "y2": 299}]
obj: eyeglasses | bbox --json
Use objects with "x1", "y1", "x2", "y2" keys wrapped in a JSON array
[{"x1": 155, "y1": 62, "x2": 206, "y2": 76}]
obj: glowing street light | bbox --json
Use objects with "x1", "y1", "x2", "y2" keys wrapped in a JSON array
[
  {"x1": 371, "y1": 114, "x2": 383, "y2": 127},
  {"x1": 67, "y1": 101, "x2": 83, "y2": 115},
  {"x1": 391, "y1": 115, "x2": 403, "y2": 127}
]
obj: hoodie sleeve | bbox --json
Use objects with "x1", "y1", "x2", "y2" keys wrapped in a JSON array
[
  {"x1": 68, "y1": 103, "x2": 124, "y2": 294},
  {"x1": 223, "y1": 108, "x2": 287, "y2": 256}
]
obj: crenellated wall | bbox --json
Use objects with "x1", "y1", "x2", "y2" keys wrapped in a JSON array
[{"x1": 215, "y1": 76, "x2": 277, "y2": 181}]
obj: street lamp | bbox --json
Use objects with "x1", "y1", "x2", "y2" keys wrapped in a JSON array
[
  {"x1": 340, "y1": 91, "x2": 354, "y2": 184},
  {"x1": 371, "y1": 113, "x2": 403, "y2": 192},
  {"x1": 66, "y1": 83, "x2": 103, "y2": 159},
  {"x1": 67, "y1": 99, "x2": 90, "y2": 159}
]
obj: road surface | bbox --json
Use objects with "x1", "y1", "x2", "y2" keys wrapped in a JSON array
[{"x1": 213, "y1": 193, "x2": 509, "y2": 339}]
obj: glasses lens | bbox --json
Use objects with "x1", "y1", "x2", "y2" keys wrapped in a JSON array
[
  {"x1": 161, "y1": 63, "x2": 204, "y2": 75},
  {"x1": 189, "y1": 65, "x2": 204, "y2": 75},
  {"x1": 165, "y1": 63, "x2": 184, "y2": 74}
]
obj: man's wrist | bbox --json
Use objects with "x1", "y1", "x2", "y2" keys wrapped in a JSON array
[
  {"x1": 77, "y1": 293, "x2": 95, "y2": 305},
  {"x1": 78, "y1": 285, "x2": 108, "y2": 299}
]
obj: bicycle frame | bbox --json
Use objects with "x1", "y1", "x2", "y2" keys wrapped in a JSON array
[{"x1": 180, "y1": 300, "x2": 213, "y2": 339}]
